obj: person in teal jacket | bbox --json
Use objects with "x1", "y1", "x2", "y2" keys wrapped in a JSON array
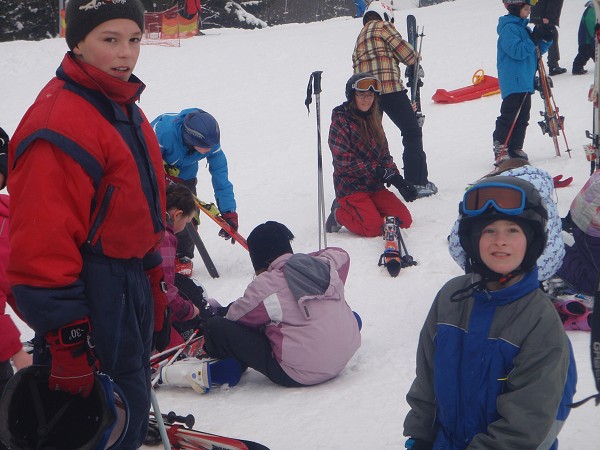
[
  {"x1": 152, "y1": 108, "x2": 238, "y2": 269},
  {"x1": 492, "y1": 1, "x2": 554, "y2": 165},
  {"x1": 572, "y1": 1, "x2": 596, "y2": 75}
]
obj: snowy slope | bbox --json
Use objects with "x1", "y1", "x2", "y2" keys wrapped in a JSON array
[{"x1": 1, "y1": 0, "x2": 599, "y2": 448}]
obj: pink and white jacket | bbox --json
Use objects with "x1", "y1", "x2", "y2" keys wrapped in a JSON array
[{"x1": 225, "y1": 247, "x2": 361, "y2": 385}]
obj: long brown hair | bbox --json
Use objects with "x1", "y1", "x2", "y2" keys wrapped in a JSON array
[{"x1": 348, "y1": 96, "x2": 387, "y2": 148}]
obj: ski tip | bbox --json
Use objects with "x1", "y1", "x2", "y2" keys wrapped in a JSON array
[
  {"x1": 386, "y1": 260, "x2": 401, "y2": 277},
  {"x1": 553, "y1": 174, "x2": 573, "y2": 188}
]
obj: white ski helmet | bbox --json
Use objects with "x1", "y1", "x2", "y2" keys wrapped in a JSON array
[{"x1": 364, "y1": 1, "x2": 394, "y2": 25}]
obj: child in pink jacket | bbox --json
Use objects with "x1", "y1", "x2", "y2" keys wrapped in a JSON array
[{"x1": 203, "y1": 221, "x2": 361, "y2": 387}]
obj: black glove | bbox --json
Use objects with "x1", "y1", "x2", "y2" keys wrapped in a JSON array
[
  {"x1": 152, "y1": 307, "x2": 171, "y2": 352},
  {"x1": 561, "y1": 212, "x2": 574, "y2": 234},
  {"x1": 406, "y1": 438, "x2": 434, "y2": 450},
  {"x1": 531, "y1": 24, "x2": 556, "y2": 44},
  {"x1": 218, "y1": 211, "x2": 239, "y2": 244},
  {"x1": 375, "y1": 166, "x2": 418, "y2": 202}
]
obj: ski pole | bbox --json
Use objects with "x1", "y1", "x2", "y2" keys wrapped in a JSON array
[
  {"x1": 150, "y1": 388, "x2": 172, "y2": 450},
  {"x1": 305, "y1": 71, "x2": 327, "y2": 250},
  {"x1": 397, "y1": 232, "x2": 417, "y2": 267},
  {"x1": 412, "y1": 27, "x2": 424, "y2": 104}
]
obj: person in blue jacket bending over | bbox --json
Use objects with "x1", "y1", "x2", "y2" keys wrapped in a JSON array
[{"x1": 152, "y1": 108, "x2": 238, "y2": 275}]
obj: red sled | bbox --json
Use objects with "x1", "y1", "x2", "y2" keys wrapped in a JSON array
[{"x1": 432, "y1": 69, "x2": 500, "y2": 104}]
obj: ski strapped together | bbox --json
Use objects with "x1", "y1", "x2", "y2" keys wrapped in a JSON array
[
  {"x1": 585, "y1": 0, "x2": 600, "y2": 174},
  {"x1": 406, "y1": 15, "x2": 425, "y2": 127},
  {"x1": 535, "y1": 46, "x2": 572, "y2": 157},
  {"x1": 378, "y1": 216, "x2": 417, "y2": 277}
]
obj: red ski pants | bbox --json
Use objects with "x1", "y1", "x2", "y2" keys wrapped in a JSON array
[{"x1": 336, "y1": 189, "x2": 412, "y2": 237}]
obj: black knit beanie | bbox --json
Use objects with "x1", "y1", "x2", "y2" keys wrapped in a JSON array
[
  {"x1": 247, "y1": 221, "x2": 295, "y2": 273},
  {"x1": 66, "y1": 0, "x2": 145, "y2": 50}
]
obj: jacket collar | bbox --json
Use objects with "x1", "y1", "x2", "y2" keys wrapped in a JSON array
[{"x1": 59, "y1": 52, "x2": 145, "y2": 105}]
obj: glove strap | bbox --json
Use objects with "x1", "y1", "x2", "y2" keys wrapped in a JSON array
[{"x1": 50, "y1": 317, "x2": 91, "y2": 347}]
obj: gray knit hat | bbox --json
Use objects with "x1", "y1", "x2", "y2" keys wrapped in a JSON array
[{"x1": 66, "y1": 0, "x2": 145, "y2": 50}]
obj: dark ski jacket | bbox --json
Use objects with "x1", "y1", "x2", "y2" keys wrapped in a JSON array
[
  {"x1": 404, "y1": 269, "x2": 577, "y2": 450},
  {"x1": 578, "y1": 2, "x2": 596, "y2": 46},
  {"x1": 530, "y1": 0, "x2": 564, "y2": 26},
  {"x1": 327, "y1": 102, "x2": 399, "y2": 199},
  {"x1": 7, "y1": 53, "x2": 166, "y2": 334},
  {"x1": 497, "y1": 14, "x2": 551, "y2": 99}
]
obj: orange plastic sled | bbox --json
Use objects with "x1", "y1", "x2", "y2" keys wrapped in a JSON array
[{"x1": 432, "y1": 69, "x2": 500, "y2": 104}]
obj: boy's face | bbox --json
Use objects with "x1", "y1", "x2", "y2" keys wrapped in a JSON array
[
  {"x1": 478, "y1": 219, "x2": 527, "y2": 276},
  {"x1": 72, "y1": 18, "x2": 142, "y2": 82},
  {"x1": 520, "y1": 4, "x2": 531, "y2": 19}
]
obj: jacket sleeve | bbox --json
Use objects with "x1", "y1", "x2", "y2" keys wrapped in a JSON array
[
  {"x1": 403, "y1": 294, "x2": 439, "y2": 443},
  {"x1": 499, "y1": 23, "x2": 537, "y2": 61},
  {"x1": 382, "y1": 22, "x2": 417, "y2": 66},
  {"x1": 8, "y1": 139, "x2": 92, "y2": 334},
  {"x1": 0, "y1": 293, "x2": 23, "y2": 361},
  {"x1": 468, "y1": 309, "x2": 570, "y2": 449},
  {"x1": 158, "y1": 236, "x2": 195, "y2": 322},
  {"x1": 309, "y1": 247, "x2": 350, "y2": 283},
  {"x1": 225, "y1": 277, "x2": 278, "y2": 329},
  {"x1": 207, "y1": 149, "x2": 236, "y2": 213}
]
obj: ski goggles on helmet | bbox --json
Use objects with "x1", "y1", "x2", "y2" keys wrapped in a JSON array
[
  {"x1": 461, "y1": 182, "x2": 527, "y2": 217},
  {"x1": 352, "y1": 77, "x2": 382, "y2": 94}
]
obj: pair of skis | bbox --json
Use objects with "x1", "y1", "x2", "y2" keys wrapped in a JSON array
[
  {"x1": 585, "y1": 0, "x2": 600, "y2": 174},
  {"x1": 535, "y1": 46, "x2": 572, "y2": 157},
  {"x1": 378, "y1": 216, "x2": 417, "y2": 278},
  {"x1": 147, "y1": 414, "x2": 269, "y2": 450},
  {"x1": 406, "y1": 15, "x2": 425, "y2": 127}
]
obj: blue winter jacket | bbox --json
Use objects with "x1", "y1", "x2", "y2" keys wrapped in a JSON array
[
  {"x1": 497, "y1": 14, "x2": 551, "y2": 99},
  {"x1": 151, "y1": 108, "x2": 236, "y2": 213}
]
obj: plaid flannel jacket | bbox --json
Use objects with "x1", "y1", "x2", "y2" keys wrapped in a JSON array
[
  {"x1": 328, "y1": 103, "x2": 398, "y2": 199},
  {"x1": 352, "y1": 20, "x2": 417, "y2": 94}
]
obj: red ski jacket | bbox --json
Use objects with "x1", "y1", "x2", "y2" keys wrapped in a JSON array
[
  {"x1": 0, "y1": 194, "x2": 22, "y2": 361},
  {"x1": 7, "y1": 53, "x2": 166, "y2": 333}
]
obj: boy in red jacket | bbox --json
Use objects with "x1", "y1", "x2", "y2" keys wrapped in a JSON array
[{"x1": 6, "y1": 1, "x2": 167, "y2": 448}]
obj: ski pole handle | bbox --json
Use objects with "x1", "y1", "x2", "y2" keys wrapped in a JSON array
[
  {"x1": 312, "y1": 71, "x2": 323, "y2": 95},
  {"x1": 305, "y1": 71, "x2": 323, "y2": 113},
  {"x1": 167, "y1": 411, "x2": 195, "y2": 429}
]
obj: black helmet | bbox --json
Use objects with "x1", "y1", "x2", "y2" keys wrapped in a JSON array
[
  {"x1": 345, "y1": 72, "x2": 382, "y2": 101},
  {"x1": 457, "y1": 176, "x2": 547, "y2": 279},
  {"x1": 0, "y1": 366, "x2": 129, "y2": 450}
]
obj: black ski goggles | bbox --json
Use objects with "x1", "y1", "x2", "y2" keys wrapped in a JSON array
[
  {"x1": 461, "y1": 182, "x2": 527, "y2": 217},
  {"x1": 352, "y1": 77, "x2": 382, "y2": 94}
]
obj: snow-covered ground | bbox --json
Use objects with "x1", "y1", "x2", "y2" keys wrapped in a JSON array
[{"x1": 1, "y1": 0, "x2": 599, "y2": 448}]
